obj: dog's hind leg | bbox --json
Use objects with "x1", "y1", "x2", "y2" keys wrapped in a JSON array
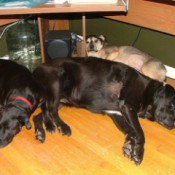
[{"x1": 141, "y1": 61, "x2": 166, "y2": 82}]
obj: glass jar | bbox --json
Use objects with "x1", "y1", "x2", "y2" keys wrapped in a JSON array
[{"x1": 6, "y1": 19, "x2": 41, "y2": 70}]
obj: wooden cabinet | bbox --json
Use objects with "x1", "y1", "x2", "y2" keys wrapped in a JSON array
[
  {"x1": 0, "y1": 0, "x2": 175, "y2": 62},
  {"x1": 0, "y1": 2, "x2": 127, "y2": 62}
]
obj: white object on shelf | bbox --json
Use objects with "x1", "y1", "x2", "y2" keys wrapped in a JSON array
[
  {"x1": 69, "y1": 0, "x2": 118, "y2": 4},
  {"x1": 46, "y1": 0, "x2": 68, "y2": 4}
]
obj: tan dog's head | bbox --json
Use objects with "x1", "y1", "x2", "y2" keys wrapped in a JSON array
[{"x1": 86, "y1": 35, "x2": 107, "y2": 53}]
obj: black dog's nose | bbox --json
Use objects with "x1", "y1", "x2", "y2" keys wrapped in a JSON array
[{"x1": 25, "y1": 121, "x2": 32, "y2": 129}]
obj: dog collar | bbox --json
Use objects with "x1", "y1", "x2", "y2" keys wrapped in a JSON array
[{"x1": 9, "y1": 96, "x2": 32, "y2": 110}]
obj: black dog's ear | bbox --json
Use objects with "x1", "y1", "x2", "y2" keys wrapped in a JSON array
[
  {"x1": 153, "y1": 86, "x2": 164, "y2": 100},
  {"x1": 155, "y1": 84, "x2": 175, "y2": 100}
]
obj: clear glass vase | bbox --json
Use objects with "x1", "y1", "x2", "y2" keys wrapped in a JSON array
[{"x1": 6, "y1": 19, "x2": 41, "y2": 70}]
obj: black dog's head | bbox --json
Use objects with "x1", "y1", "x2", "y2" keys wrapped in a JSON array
[
  {"x1": 0, "y1": 104, "x2": 31, "y2": 148},
  {"x1": 152, "y1": 84, "x2": 175, "y2": 129}
]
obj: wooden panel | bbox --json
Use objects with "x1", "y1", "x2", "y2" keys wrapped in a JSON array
[
  {"x1": 0, "y1": 3, "x2": 126, "y2": 16},
  {"x1": 105, "y1": 0, "x2": 175, "y2": 35},
  {"x1": 49, "y1": 19, "x2": 69, "y2": 30},
  {"x1": 37, "y1": 16, "x2": 49, "y2": 63},
  {"x1": 0, "y1": 18, "x2": 18, "y2": 26},
  {"x1": 0, "y1": 15, "x2": 21, "y2": 26}
]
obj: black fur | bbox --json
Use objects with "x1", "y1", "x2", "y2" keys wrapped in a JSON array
[
  {"x1": 0, "y1": 60, "x2": 41, "y2": 148},
  {"x1": 33, "y1": 57, "x2": 175, "y2": 165}
]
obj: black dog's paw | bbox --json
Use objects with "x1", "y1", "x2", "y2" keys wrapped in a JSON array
[
  {"x1": 123, "y1": 137, "x2": 143, "y2": 165},
  {"x1": 35, "y1": 128, "x2": 46, "y2": 143},
  {"x1": 58, "y1": 124, "x2": 71, "y2": 136},
  {"x1": 45, "y1": 120, "x2": 56, "y2": 133},
  {"x1": 131, "y1": 143, "x2": 144, "y2": 165},
  {"x1": 123, "y1": 138, "x2": 134, "y2": 159}
]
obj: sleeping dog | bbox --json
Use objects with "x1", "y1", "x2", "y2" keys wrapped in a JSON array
[
  {"x1": 33, "y1": 57, "x2": 175, "y2": 165},
  {"x1": 86, "y1": 35, "x2": 167, "y2": 82},
  {"x1": 0, "y1": 59, "x2": 41, "y2": 148}
]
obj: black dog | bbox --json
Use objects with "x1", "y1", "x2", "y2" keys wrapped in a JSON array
[
  {"x1": 0, "y1": 59, "x2": 41, "y2": 148},
  {"x1": 33, "y1": 57, "x2": 175, "y2": 165}
]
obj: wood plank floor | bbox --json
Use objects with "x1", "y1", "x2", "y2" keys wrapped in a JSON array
[{"x1": 0, "y1": 79, "x2": 175, "y2": 175}]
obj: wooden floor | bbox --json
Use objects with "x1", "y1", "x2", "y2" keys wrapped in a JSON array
[{"x1": 0, "y1": 79, "x2": 175, "y2": 175}]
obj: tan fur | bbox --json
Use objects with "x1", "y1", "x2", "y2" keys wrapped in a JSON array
[{"x1": 86, "y1": 35, "x2": 167, "y2": 82}]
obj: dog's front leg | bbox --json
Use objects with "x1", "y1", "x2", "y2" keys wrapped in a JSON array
[
  {"x1": 33, "y1": 113, "x2": 46, "y2": 143},
  {"x1": 109, "y1": 106, "x2": 145, "y2": 164},
  {"x1": 120, "y1": 104, "x2": 145, "y2": 165},
  {"x1": 109, "y1": 114, "x2": 141, "y2": 164},
  {"x1": 41, "y1": 101, "x2": 57, "y2": 133},
  {"x1": 52, "y1": 105, "x2": 71, "y2": 136},
  {"x1": 43, "y1": 98, "x2": 71, "y2": 137}
]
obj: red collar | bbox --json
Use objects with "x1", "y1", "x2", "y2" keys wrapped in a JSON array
[{"x1": 9, "y1": 96, "x2": 32, "y2": 110}]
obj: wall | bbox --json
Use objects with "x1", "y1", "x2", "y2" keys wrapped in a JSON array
[
  {"x1": 0, "y1": 26, "x2": 8, "y2": 57},
  {"x1": 70, "y1": 17, "x2": 175, "y2": 67},
  {"x1": 1, "y1": 17, "x2": 175, "y2": 68}
]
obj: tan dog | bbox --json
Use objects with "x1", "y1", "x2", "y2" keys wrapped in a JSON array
[{"x1": 86, "y1": 35, "x2": 167, "y2": 82}]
